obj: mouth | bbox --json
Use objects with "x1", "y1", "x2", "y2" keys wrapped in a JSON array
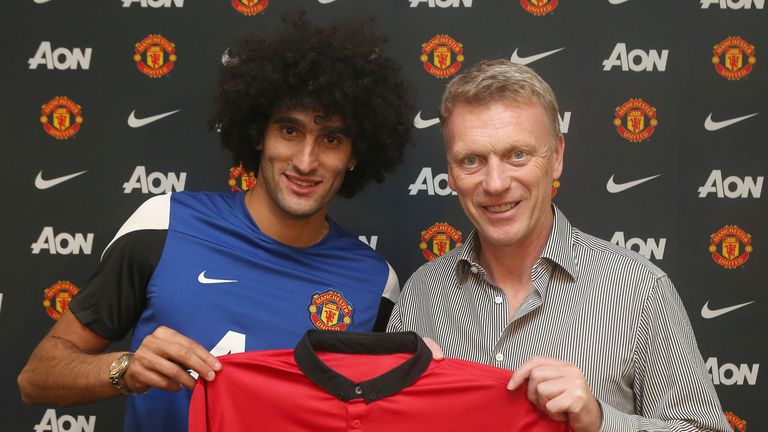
[
  {"x1": 290, "y1": 178, "x2": 320, "y2": 187},
  {"x1": 484, "y1": 202, "x2": 517, "y2": 213},
  {"x1": 284, "y1": 173, "x2": 322, "y2": 192}
]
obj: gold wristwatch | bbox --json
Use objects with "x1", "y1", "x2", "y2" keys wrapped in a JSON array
[{"x1": 109, "y1": 352, "x2": 136, "y2": 395}]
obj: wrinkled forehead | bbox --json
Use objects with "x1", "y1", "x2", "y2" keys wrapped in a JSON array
[{"x1": 442, "y1": 99, "x2": 556, "y2": 148}]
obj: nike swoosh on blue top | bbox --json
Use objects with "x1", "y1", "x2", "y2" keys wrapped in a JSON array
[{"x1": 198, "y1": 271, "x2": 238, "y2": 284}]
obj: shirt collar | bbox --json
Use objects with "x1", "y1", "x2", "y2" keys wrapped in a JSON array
[
  {"x1": 454, "y1": 204, "x2": 578, "y2": 282},
  {"x1": 541, "y1": 205, "x2": 579, "y2": 280},
  {"x1": 293, "y1": 330, "x2": 432, "y2": 403}
]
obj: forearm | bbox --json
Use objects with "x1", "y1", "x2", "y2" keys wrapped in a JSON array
[{"x1": 18, "y1": 335, "x2": 124, "y2": 406}]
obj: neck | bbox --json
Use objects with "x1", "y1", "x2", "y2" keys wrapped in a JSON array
[{"x1": 244, "y1": 187, "x2": 328, "y2": 248}]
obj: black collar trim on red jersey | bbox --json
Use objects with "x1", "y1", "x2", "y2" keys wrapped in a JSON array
[{"x1": 293, "y1": 330, "x2": 431, "y2": 403}]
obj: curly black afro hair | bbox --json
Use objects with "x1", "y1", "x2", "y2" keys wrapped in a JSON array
[{"x1": 210, "y1": 12, "x2": 413, "y2": 198}]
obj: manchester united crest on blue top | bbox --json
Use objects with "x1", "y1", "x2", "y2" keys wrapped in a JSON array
[{"x1": 308, "y1": 290, "x2": 353, "y2": 331}]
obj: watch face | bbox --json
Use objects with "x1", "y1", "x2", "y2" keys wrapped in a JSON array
[{"x1": 110, "y1": 353, "x2": 130, "y2": 376}]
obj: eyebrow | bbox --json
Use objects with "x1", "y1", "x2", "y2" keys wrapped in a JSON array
[
  {"x1": 271, "y1": 115, "x2": 350, "y2": 137},
  {"x1": 271, "y1": 115, "x2": 307, "y2": 129}
]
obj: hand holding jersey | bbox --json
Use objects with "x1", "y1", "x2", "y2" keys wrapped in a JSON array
[
  {"x1": 123, "y1": 326, "x2": 221, "y2": 393},
  {"x1": 507, "y1": 356, "x2": 602, "y2": 432},
  {"x1": 424, "y1": 339, "x2": 600, "y2": 432}
]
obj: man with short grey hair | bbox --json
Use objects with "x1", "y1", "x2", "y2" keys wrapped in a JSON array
[{"x1": 389, "y1": 59, "x2": 729, "y2": 432}]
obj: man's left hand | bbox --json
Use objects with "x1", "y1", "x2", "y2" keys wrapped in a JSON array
[{"x1": 507, "y1": 356, "x2": 602, "y2": 432}]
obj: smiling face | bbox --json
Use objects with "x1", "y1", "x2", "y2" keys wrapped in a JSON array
[
  {"x1": 444, "y1": 100, "x2": 564, "y2": 252},
  {"x1": 256, "y1": 109, "x2": 356, "y2": 220}
]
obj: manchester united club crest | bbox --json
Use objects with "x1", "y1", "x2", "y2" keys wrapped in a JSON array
[
  {"x1": 712, "y1": 36, "x2": 756, "y2": 80},
  {"x1": 43, "y1": 281, "x2": 79, "y2": 320},
  {"x1": 228, "y1": 164, "x2": 256, "y2": 191},
  {"x1": 521, "y1": 0, "x2": 558, "y2": 15},
  {"x1": 725, "y1": 412, "x2": 747, "y2": 432},
  {"x1": 420, "y1": 35, "x2": 464, "y2": 79},
  {"x1": 420, "y1": 222, "x2": 463, "y2": 261},
  {"x1": 232, "y1": 0, "x2": 268, "y2": 16},
  {"x1": 40, "y1": 96, "x2": 83, "y2": 140},
  {"x1": 614, "y1": 98, "x2": 658, "y2": 142},
  {"x1": 134, "y1": 34, "x2": 177, "y2": 78},
  {"x1": 709, "y1": 225, "x2": 753, "y2": 269},
  {"x1": 308, "y1": 290, "x2": 353, "y2": 331}
]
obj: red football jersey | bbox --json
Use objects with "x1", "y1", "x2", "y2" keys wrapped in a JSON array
[{"x1": 189, "y1": 331, "x2": 571, "y2": 432}]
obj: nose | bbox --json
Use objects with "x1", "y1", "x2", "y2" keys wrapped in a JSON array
[
  {"x1": 291, "y1": 139, "x2": 319, "y2": 174},
  {"x1": 482, "y1": 158, "x2": 511, "y2": 195}
]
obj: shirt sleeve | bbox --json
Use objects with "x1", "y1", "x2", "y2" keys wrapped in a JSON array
[
  {"x1": 598, "y1": 276, "x2": 730, "y2": 432},
  {"x1": 69, "y1": 229, "x2": 167, "y2": 341},
  {"x1": 385, "y1": 288, "x2": 404, "y2": 332}
]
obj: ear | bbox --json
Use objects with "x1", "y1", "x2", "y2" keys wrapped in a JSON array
[
  {"x1": 552, "y1": 134, "x2": 565, "y2": 180},
  {"x1": 348, "y1": 155, "x2": 358, "y2": 171},
  {"x1": 254, "y1": 139, "x2": 264, "y2": 151}
]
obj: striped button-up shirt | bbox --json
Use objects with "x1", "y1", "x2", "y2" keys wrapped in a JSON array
[{"x1": 388, "y1": 206, "x2": 729, "y2": 432}]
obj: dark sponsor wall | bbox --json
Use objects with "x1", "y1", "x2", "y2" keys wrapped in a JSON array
[{"x1": 1, "y1": 1, "x2": 764, "y2": 430}]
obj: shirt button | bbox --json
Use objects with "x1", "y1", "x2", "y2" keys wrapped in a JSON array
[
  {"x1": 494, "y1": 296, "x2": 503, "y2": 304},
  {"x1": 351, "y1": 420, "x2": 362, "y2": 428},
  {"x1": 354, "y1": 386, "x2": 362, "y2": 395},
  {"x1": 495, "y1": 353, "x2": 504, "y2": 362},
  {"x1": 470, "y1": 266, "x2": 478, "y2": 273}
]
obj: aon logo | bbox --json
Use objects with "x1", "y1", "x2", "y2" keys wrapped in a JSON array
[{"x1": 34, "y1": 409, "x2": 95, "y2": 432}]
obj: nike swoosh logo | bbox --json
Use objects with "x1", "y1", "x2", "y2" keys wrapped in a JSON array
[
  {"x1": 197, "y1": 271, "x2": 238, "y2": 284},
  {"x1": 414, "y1": 111, "x2": 440, "y2": 129},
  {"x1": 704, "y1": 113, "x2": 758, "y2": 132},
  {"x1": 701, "y1": 300, "x2": 754, "y2": 319},
  {"x1": 127, "y1": 109, "x2": 181, "y2": 128},
  {"x1": 33, "y1": 0, "x2": 53, "y2": 3},
  {"x1": 606, "y1": 173, "x2": 661, "y2": 193},
  {"x1": 509, "y1": 47, "x2": 565, "y2": 66},
  {"x1": 318, "y1": 0, "x2": 337, "y2": 3},
  {"x1": 608, "y1": 0, "x2": 631, "y2": 4},
  {"x1": 35, "y1": 170, "x2": 88, "y2": 190}
]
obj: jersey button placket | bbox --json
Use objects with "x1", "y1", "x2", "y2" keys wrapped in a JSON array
[{"x1": 347, "y1": 398, "x2": 367, "y2": 432}]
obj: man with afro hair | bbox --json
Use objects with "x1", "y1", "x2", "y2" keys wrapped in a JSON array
[{"x1": 19, "y1": 13, "x2": 413, "y2": 432}]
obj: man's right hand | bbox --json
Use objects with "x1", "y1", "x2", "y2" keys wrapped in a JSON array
[{"x1": 124, "y1": 326, "x2": 222, "y2": 393}]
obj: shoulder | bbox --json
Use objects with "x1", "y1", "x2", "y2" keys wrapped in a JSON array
[
  {"x1": 101, "y1": 193, "x2": 172, "y2": 258},
  {"x1": 571, "y1": 227, "x2": 667, "y2": 280},
  {"x1": 402, "y1": 246, "x2": 463, "y2": 291},
  {"x1": 324, "y1": 219, "x2": 386, "y2": 260}
]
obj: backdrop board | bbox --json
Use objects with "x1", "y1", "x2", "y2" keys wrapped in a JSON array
[{"x1": 0, "y1": 1, "x2": 764, "y2": 431}]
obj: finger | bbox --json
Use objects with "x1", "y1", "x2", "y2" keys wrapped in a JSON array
[
  {"x1": 422, "y1": 337, "x2": 444, "y2": 361},
  {"x1": 546, "y1": 390, "x2": 602, "y2": 432},
  {"x1": 510, "y1": 357, "x2": 577, "y2": 390},
  {"x1": 125, "y1": 354, "x2": 187, "y2": 392},
  {"x1": 507, "y1": 356, "x2": 558, "y2": 390},
  {"x1": 141, "y1": 328, "x2": 220, "y2": 382},
  {"x1": 152, "y1": 327, "x2": 222, "y2": 373},
  {"x1": 541, "y1": 377, "x2": 594, "y2": 412},
  {"x1": 507, "y1": 358, "x2": 545, "y2": 390}
]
